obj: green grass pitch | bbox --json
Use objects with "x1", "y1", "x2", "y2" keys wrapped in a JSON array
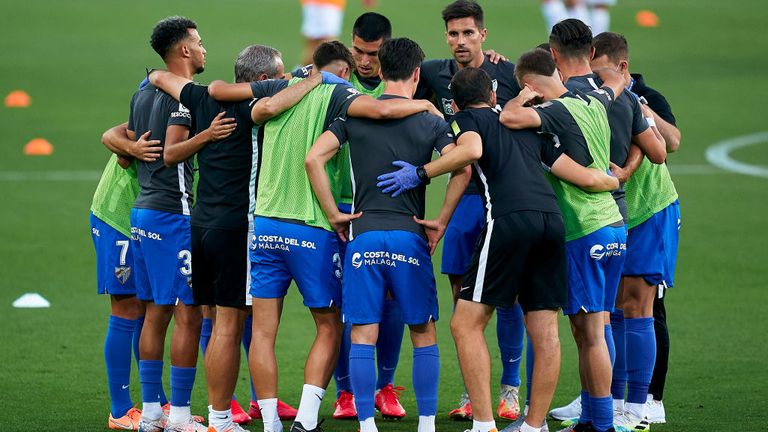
[{"x1": 1, "y1": 0, "x2": 767, "y2": 430}]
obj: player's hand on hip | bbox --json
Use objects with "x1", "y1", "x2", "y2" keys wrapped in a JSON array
[
  {"x1": 209, "y1": 111, "x2": 237, "y2": 141},
  {"x1": 413, "y1": 216, "x2": 446, "y2": 256},
  {"x1": 130, "y1": 130, "x2": 162, "y2": 162},
  {"x1": 330, "y1": 211, "x2": 363, "y2": 242},
  {"x1": 376, "y1": 161, "x2": 422, "y2": 197},
  {"x1": 484, "y1": 49, "x2": 507, "y2": 64}
]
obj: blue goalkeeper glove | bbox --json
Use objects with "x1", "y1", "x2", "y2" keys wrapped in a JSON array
[
  {"x1": 377, "y1": 161, "x2": 425, "y2": 197},
  {"x1": 321, "y1": 71, "x2": 352, "y2": 86}
]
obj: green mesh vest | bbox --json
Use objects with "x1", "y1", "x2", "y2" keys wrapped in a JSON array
[
  {"x1": 332, "y1": 74, "x2": 387, "y2": 205},
  {"x1": 545, "y1": 95, "x2": 623, "y2": 241},
  {"x1": 90, "y1": 154, "x2": 140, "y2": 237},
  {"x1": 255, "y1": 78, "x2": 340, "y2": 231},
  {"x1": 624, "y1": 159, "x2": 678, "y2": 229}
]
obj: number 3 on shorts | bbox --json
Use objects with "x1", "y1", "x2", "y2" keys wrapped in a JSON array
[{"x1": 178, "y1": 249, "x2": 192, "y2": 276}]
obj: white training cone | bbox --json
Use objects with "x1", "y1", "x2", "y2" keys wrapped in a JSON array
[{"x1": 12, "y1": 293, "x2": 50, "y2": 308}]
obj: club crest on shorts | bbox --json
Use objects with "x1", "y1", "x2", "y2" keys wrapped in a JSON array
[{"x1": 114, "y1": 266, "x2": 132, "y2": 284}]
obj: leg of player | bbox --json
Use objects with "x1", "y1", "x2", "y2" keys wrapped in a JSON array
[
  {"x1": 292, "y1": 307, "x2": 342, "y2": 432},
  {"x1": 105, "y1": 295, "x2": 143, "y2": 429},
  {"x1": 200, "y1": 306, "x2": 214, "y2": 354},
  {"x1": 564, "y1": 0, "x2": 590, "y2": 24},
  {"x1": 496, "y1": 305, "x2": 524, "y2": 421},
  {"x1": 618, "y1": 277, "x2": 656, "y2": 425},
  {"x1": 410, "y1": 321, "x2": 440, "y2": 432},
  {"x1": 523, "y1": 309, "x2": 560, "y2": 431},
  {"x1": 168, "y1": 302, "x2": 203, "y2": 428},
  {"x1": 138, "y1": 303, "x2": 174, "y2": 429},
  {"x1": 569, "y1": 312, "x2": 614, "y2": 432},
  {"x1": 450, "y1": 300, "x2": 496, "y2": 432},
  {"x1": 540, "y1": 0, "x2": 568, "y2": 32},
  {"x1": 206, "y1": 307, "x2": 248, "y2": 431},
  {"x1": 249, "y1": 298, "x2": 284, "y2": 432},
  {"x1": 374, "y1": 298, "x2": 407, "y2": 419},
  {"x1": 350, "y1": 324, "x2": 381, "y2": 432},
  {"x1": 332, "y1": 322, "x2": 357, "y2": 419},
  {"x1": 588, "y1": 3, "x2": 611, "y2": 35},
  {"x1": 646, "y1": 289, "x2": 669, "y2": 424}
]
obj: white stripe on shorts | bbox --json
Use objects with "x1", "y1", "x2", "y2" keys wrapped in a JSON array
[{"x1": 472, "y1": 219, "x2": 495, "y2": 303}]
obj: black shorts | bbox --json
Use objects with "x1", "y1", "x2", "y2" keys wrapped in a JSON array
[
  {"x1": 191, "y1": 225, "x2": 249, "y2": 308},
  {"x1": 460, "y1": 211, "x2": 567, "y2": 312}
]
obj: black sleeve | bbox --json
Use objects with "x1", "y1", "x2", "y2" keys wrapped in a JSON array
[
  {"x1": 414, "y1": 61, "x2": 436, "y2": 101},
  {"x1": 642, "y1": 89, "x2": 677, "y2": 126},
  {"x1": 324, "y1": 84, "x2": 362, "y2": 128},
  {"x1": 179, "y1": 82, "x2": 208, "y2": 116},
  {"x1": 164, "y1": 93, "x2": 192, "y2": 128},
  {"x1": 430, "y1": 117, "x2": 455, "y2": 153},
  {"x1": 250, "y1": 79, "x2": 289, "y2": 99},
  {"x1": 533, "y1": 100, "x2": 572, "y2": 137},
  {"x1": 451, "y1": 110, "x2": 479, "y2": 140},
  {"x1": 327, "y1": 118, "x2": 348, "y2": 146},
  {"x1": 628, "y1": 92, "x2": 650, "y2": 136},
  {"x1": 588, "y1": 87, "x2": 615, "y2": 111},
  {"x1": 291, "y1": 64, "x2": 313, "y2": 78},
  {"x1": 539, "y1": 134, "x2": 565, "y2": 168},
  {"x1": 127, "y1": 91, "x2": 138, "y2": 132}
]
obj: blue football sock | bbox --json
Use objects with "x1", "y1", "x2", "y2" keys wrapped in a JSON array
[
  {"x1": 170, "y1": 366, "x2": 196, "y2": 408},
  {"x1": 605, "y1": 324, "x2": 616, "y2": 368},
  {"x1": 133, "y1": 316, "x2": 144, "y2": 363},
  {"x1": 349, "y1": 344, "x2": 376, "y2": 421},
  {"x1": 334, "y1": 322, "x2": 353, "y2": 396},
  {"x1": 105, "y1": 315, "x2": 136, "y2": 418},
  {"x1": 525, "y1": 332, "x2": 534, "y2": 406},
  {"x1": 625, "y1": 317, "x2": 656, "y2": 404},
  {"x1": 412, "y1": 344, "x2": 440, "y2": 416},
  {"x1": 578, "y1": 389, "x2": 592, "y2": 423},
  {"x1": 200, "y1": 317, "x2": 213, "y2": 355},
  {"x1": 591, "y1": 395, "x2": 614, "y2": 432},
  {"x1": 497, "y1": 305, "x2": 525, "y2": 387},
  {"x1": 140, "y1": 360, "x2": 164, "y2": 405},
  {"x1": 242, "y1": 314, "x2": 257, "y2": 401},
  {"x1": 610, "y1": 309, "x2": 626, "y2": 400},
  {"x1": 376, "y1": 300, "x2": 404, "y2": 389}
]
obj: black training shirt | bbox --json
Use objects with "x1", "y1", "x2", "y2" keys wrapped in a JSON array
[
  {"x1": 328, "y1": 95, "x2": 454, "y2": 239},
  {"x1": 133, "y1": 90, "x2": 194, "y2": 215},
  {"x1": 630, "y1": 73, "x2": 676, "y2": 126},
  {"x1": 452, "y1": 107, "x2": 561, "y2": 220}
]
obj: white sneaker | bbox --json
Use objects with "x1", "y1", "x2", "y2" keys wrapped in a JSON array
[
  {"x1": 499, "y1": 415, "x2": 549, "y2": 432},
  {"x1": 164, "y1": 418, "x2": 208, "y2": 432},
  {"x1": 644, "y1": 395, "x2": 666, "y2": 424},
  {"x1": 548, "y1": 396, "x2": 581, "y2": 421},
  {"x1": 614, "y1": 410, "x2": 650, "y2": 431}
]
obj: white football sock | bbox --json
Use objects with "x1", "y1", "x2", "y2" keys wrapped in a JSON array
[
  {"x1": 168, "y1": 404, "x2": 191, "y2": 424},
  {"x1": 295, "y1": 384, "x2": 325, "y2": 429},
  {"x1": 590, "y1": 7, "x2": 611, "y2": 35},
  {"x1": 625, "y1": 401, "x2": 646, "y2": 419},
  {"x1": 520, "y1": 421, "x2": 542, "y2": 432},
  {"x1": 258, "y1": 398, "x2": 280, "y2": 432},
  {"x1": 209, "y1": 406, "x2": 233, "y2": 431},
  {"x1": 141, "y1": 402, "x2": 163, "y2": 421},
  {"x1": 418, "y1": 415, "x2": 436, "y2": 432},
  {"x1": 613, "y1": 398, "x2": 625, "y2": 413},
  {"x1": 359, "y1": 416, "x2": 378, "y2": 432},
  {"x1": 472, "y1": 419, "x2": 497, "y2": 432},
  {"x1": 541, "y1": 0, "x2": 568, "y2": 31}
]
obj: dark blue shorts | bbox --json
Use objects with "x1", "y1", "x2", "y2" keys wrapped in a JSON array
[
  {"x1": 343, "y1": 231, "x2": 437, "y2": 325},
  {"x1": 90, "y1": 213, "x2": 135, "y2": 295},
  {"x1": 441, "y1": 194, "x2": 485, "y2": 275},
  {"x1": 623, "y1": 200, "x2": 680, "y2": 288},
  {"x1": 564, "y1": 225, "x2": 627, "y2": 315},
  {"x1": 249, "y1": 217, "x2": 342, "y2": 308},
  {"x1": 130, "y1": 208, "x2": 194, "y2": 306}
]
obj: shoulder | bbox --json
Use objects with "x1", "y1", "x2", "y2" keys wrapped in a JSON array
[{"x1": 421, "y1": 59, "x2": 450, "y2": 74}]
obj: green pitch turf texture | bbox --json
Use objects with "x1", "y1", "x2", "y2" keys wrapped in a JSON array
[{"x1": 1, "y1": 0, "x2": 766, "y2": 430}]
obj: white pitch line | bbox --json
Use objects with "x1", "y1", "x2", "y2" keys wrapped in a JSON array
[
  {"x1": 705, "y1": 131, "x2": 768, "y2": 179},
  {"x1": 0, "y1": 170, "x2": 101, "y2": 181}
]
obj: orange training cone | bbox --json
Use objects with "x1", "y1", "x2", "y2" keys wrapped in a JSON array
[
  {"x1": 636, "y1": 10, "x2": 659, "y2": 28},
  {"x1": 5, "y1": 90, "x2": 31, "y2": 108},
  {"x1": 24, "y1": 138, "x2": 53, "y2": 156}
]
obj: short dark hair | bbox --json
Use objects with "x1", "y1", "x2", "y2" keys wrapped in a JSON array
[
  {"x1": 352, "y1": 12, "x2": 392, "y2": 42},
  {"x1": 593, "y1": 32, "x2": 629, "y2": 64},
  {"x1": 313, "y1": 41, "x2": 356, "y2": 70},
  {"x1": 442, "y1": 0, "x2": 484, "y2": 29},
  {"x1": 536, "y1": 42, "x2": 551, "y2": 52},
  {"x1": 150, "y1": 16, "x2": 197, "y2": 60},
  {"x1": 451, "y1": 68, "x2": 493, "y2": 110},
  {"x1": 514, "y1": 49, "x2": 557, "y2": 86},
  {"x1": 235, "y1": 45, "x2": 282, "y2": 83},
  {"x1": 379, "y1": 38, "x2": 424, "y2": 81},
  {"x1": 549, "y1": 18, "x2": 592, "y2": 59}
]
